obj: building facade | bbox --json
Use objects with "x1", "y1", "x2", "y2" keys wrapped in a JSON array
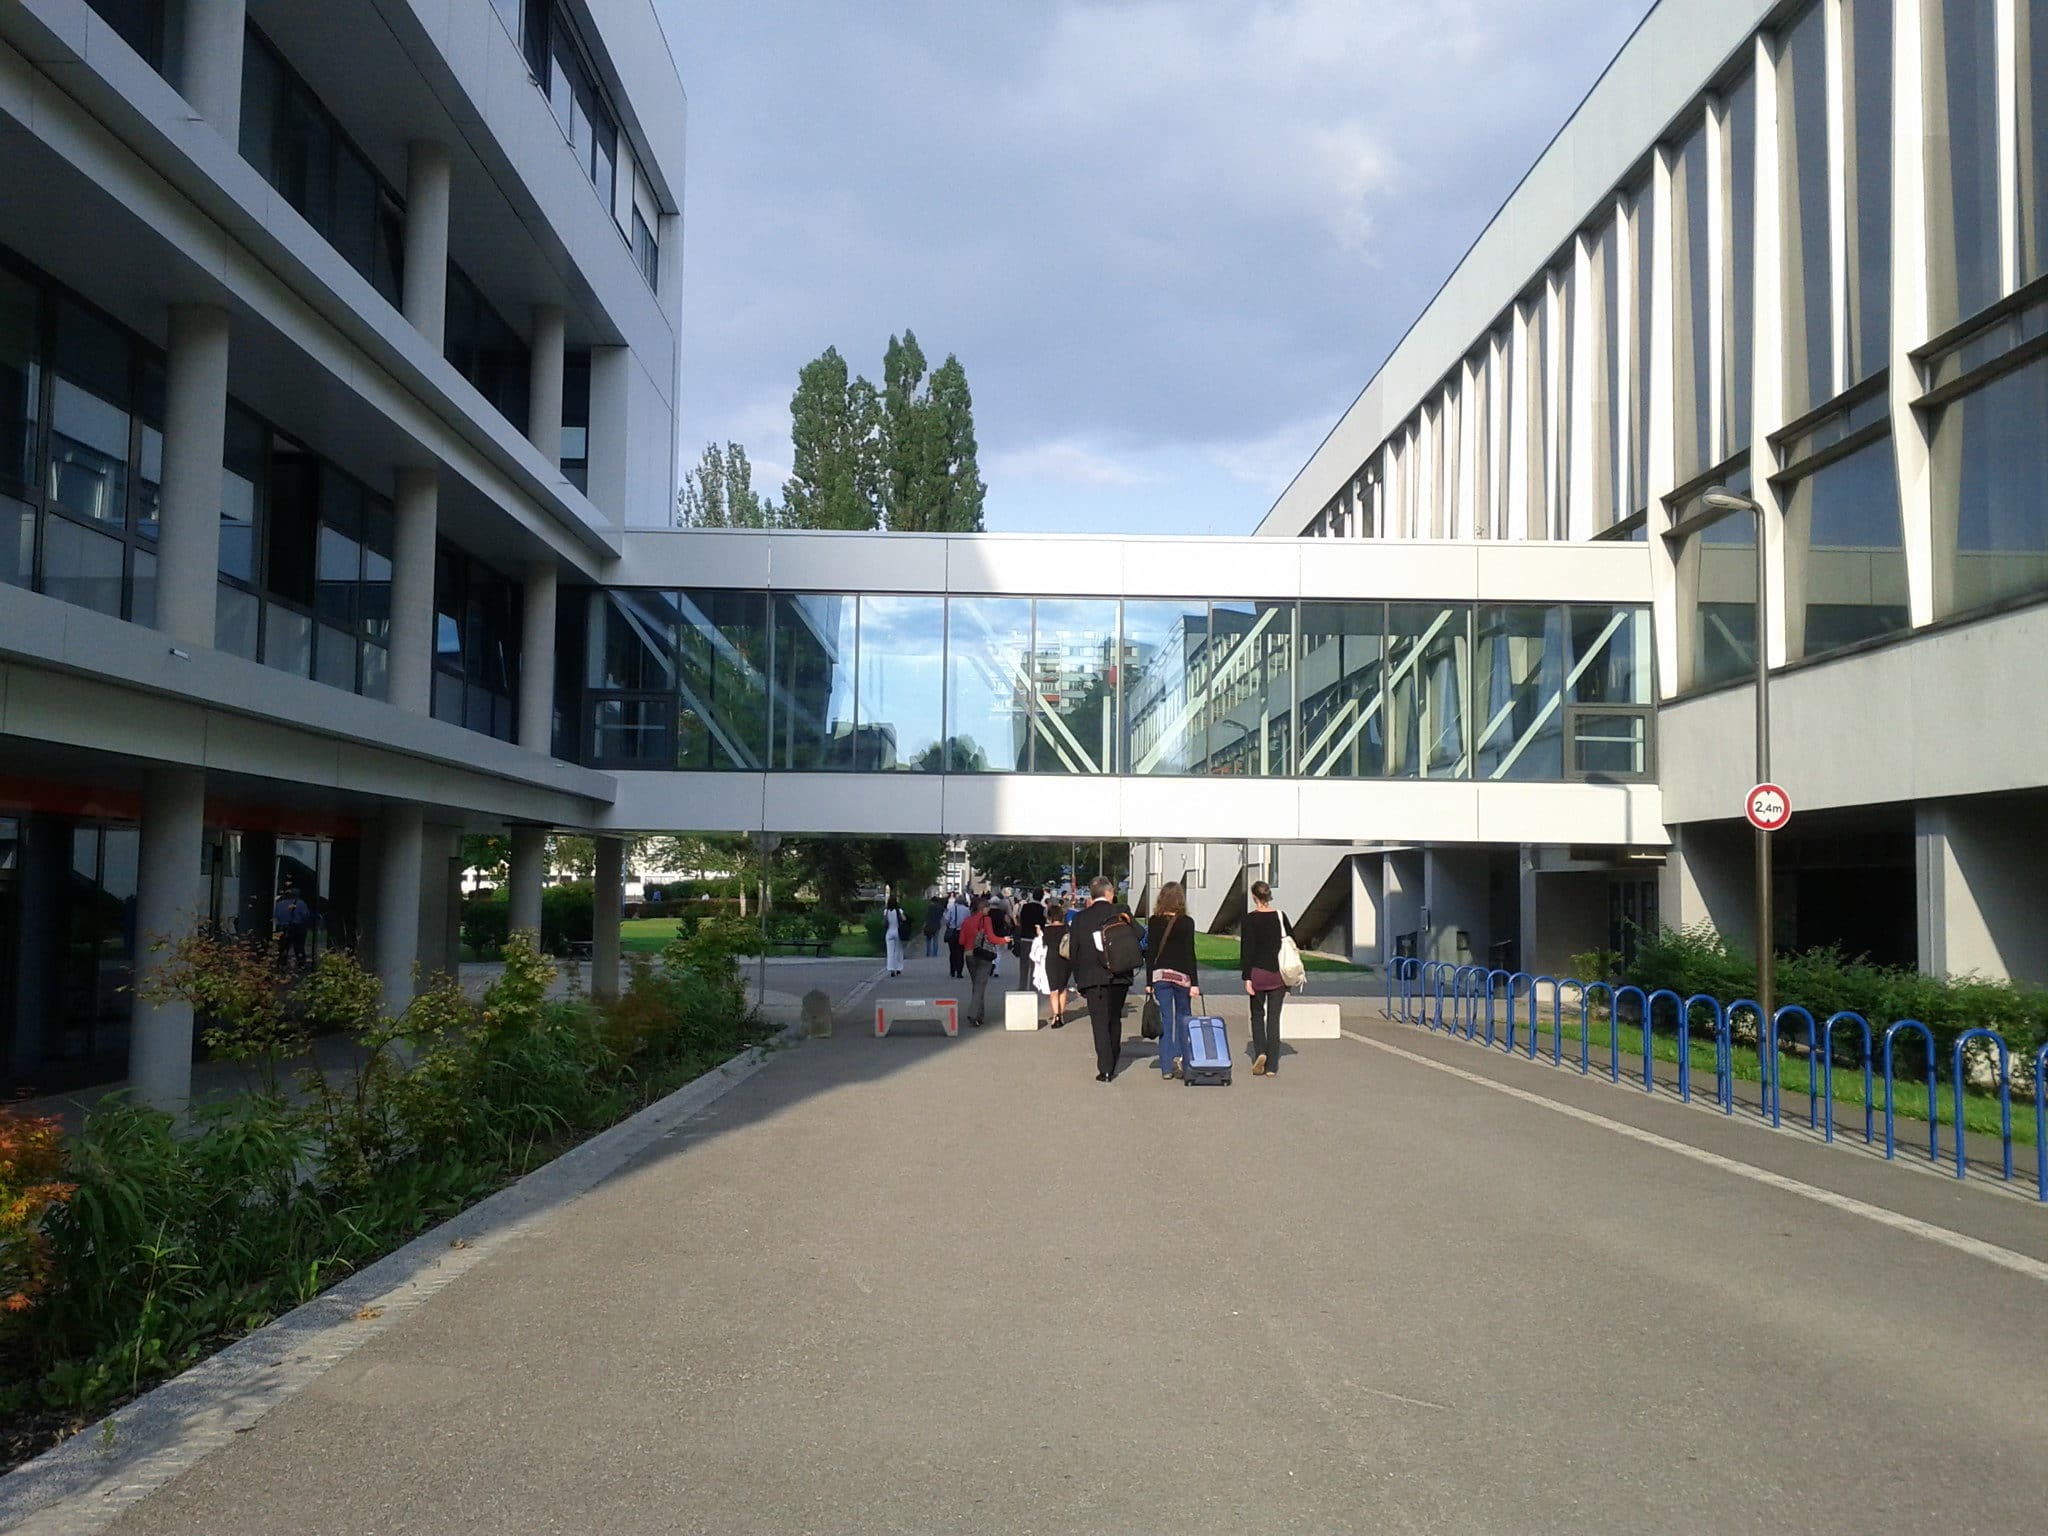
[{"x1": 1256, "y1": 0, "x2": 2048, "y2": 987}]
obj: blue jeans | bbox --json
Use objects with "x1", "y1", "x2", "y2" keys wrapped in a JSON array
[
  {"x1": 1153, "y1": 982, "x2": 1193, "y2": 1074},
  {"x1": 924, "y1": 933, "x2": 938, "y2": 957}
]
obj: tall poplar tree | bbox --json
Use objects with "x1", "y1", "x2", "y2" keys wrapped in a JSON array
[
  {"x1": 782, "y1": 347, "x2": 881, "y2": 530},
  {"x1": 877, "y1": 330, "x2": 985, "y2": 533},
  {"x1": 675, "y1": 441, "x2": 778, "y2": 528},
  {"x1": 924, "y1": 355, "x2": 986, "y2": 532}
]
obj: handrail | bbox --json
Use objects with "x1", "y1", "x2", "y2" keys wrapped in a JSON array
[
  {"x1": 1951, "y1": 1028, "x2": 2012, "y2": 1183},
  {"x1": 1684, "y1": 994, "x2": 1730, "y2": 1112},
  {"x1": 1883, "y1": 1019, "x2": 1938, "y2": 1163},
  {"x1": 1820, "y1": 1011, "x2": 1873, "y2": 1145}
]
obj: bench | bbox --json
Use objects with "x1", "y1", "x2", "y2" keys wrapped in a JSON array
[
  {"x1": 566, "y1": 940, "x2": 594, "y2": 962},
  {"x1": 765, "y1": 939, "x2": 831, "y2": 958},
  {"x1": 875, "y1": 998, "x2": 959, "y2": 1038}
]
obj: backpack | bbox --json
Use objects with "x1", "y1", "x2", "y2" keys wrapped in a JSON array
[
  {"x1": 894, "y1": 909, "x2": 913, "y2": 941},
  {"x1": 990, "y1": 906, "x2": 1011, "y2": 939},
  {"x1": 1099, "y1": 913, "x2": 1143, "y2": 976}
]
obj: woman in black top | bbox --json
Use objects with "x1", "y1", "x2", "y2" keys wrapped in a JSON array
[
  {"x1": 1039, "y1": 909, "x2": 1072, "y2": 1028},
  {"x1": 1239, "y1": 880, "x2": 1295, "y2": 1077},
  {"x1": 1011, "y1": 889, "x2": 1047, "y2": 989},
  {"x1": 1144, "y1": 882, "x2": 1200, "y2": 1077}
]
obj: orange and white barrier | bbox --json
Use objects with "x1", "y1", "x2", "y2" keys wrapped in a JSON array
[{"x1": 875, "y1": 998, "x2": 959, "y2": 1038}]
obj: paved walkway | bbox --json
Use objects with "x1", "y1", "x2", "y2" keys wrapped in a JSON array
[{"x1": 27, "y1": 948, "x2": 2048, "y2": 1534}]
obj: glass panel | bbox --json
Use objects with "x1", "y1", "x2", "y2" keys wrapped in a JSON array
[
  {"x1": 265, "y1": 605, "x2": 313, "y2": 678},
  {"x1": 769, "y1": 594, "x2": 854, "y2": 770},
  {"x1": 316, "y1": 514, "x2": 361, "y2": 630},
  {"x1": 855, "y1": 595, "x2": 945, "y2": 771},
  {"x1": 1789, "y1": 433, "x2": 1908, "y2": 658},
  {"x1": 280, "y1": 84, "x2": 333, "y2": 237},
  {"x1": 1674, "y1": 119, "x2": 1713, "y2": 480},
  {"x1": 1386, "y1": 603, "x2": 1470, "y2": 779},
  {"x1": 1573, "y1": 715, "x2": 1648, "y2": 777},
  {"x1": 1204, "y1": 601, "x2": 1292, "y2": 776},
  {"x1": 1029, "y1": 599, "x2": 1116, "y2": 775},
  {"x1": 591, "y1": 698, "x2": 671, "y2": 766},
  {"x1": 361, "y1": 503, "x2": 392, "y2": 642},
  {"x1": 1569, "y1": 605, "x2": 1653, "y2": 705},
  {"x1": 220, "y1": 408, "x2": 264, "y2": 582},
  {"x1": 238, "y1": 30, "x2": 284, "y2": 182},
  {"x1": 1938, "y1": 353, "x2": 2048, "y2": 614},
  {"x1": 315, "y1": 624, "x2": 356, "y2": 691},
  {"x1": 215, "y1": 581, "x2": 259, "y2": 660},
  {"x1": 944, "y1": 597, "x2": 1031, "y2": 772},
  {"x1": 1929, "y1": 0, "x2": 2003, "y2": 328},
  {"x1": 2, "y1": 496, "x2": 33, "y2": 589},
  {"x1": 1121, "y1": 599, "x2": 1209, "y2": 775},
  {"x1": 47, "y1": 378, "x2": 130, "y2": 526},
  {"x1": 1296, "y1": 602, "x2": 1385, "y2": 778},
  {"x1": 0, "y1": 267, "x2": 37, "y2": 491},
  {"x1": 1725, "y1": 68, "x2": 1757, "y2": 455},
  {"x1": 433, "y1": 669, "x2": 464, "y2": 725},
  {"x1": 130, "y1": 546, "x2": 156, "y2": 628},
  {"x1": 1780, "y1": 1, "x2": 1834, "y2": 414},
  {"x1": 360, "y1": 642, "x2": 388, "y2": 702},
  {"x1": 331, "y1": 143, "x2": 377, "y2": 285},
  {"x1": 1847, "y1": 0, "x2": 1893, "y2": 379},
  {"x1": 1694, "y1": 510, "x2": 1757, "y2": 690},
  {"x1": 1598, "y1": 216, "x2": 1623, "y2": 529},
  {"x1": 41, "y1": 516, "x2": 123, "y2": 617},
  {"x1": 1630, "y1": 184, "x2": 1654, "y2": 513},
  {"x1": 2030, "y1": 0, "x2": 2048, "y2": 285},
  {"x1": 464, "y1": 682, "x2": 493, "y2": 735},
  {"x1": 675, "y1": 589, "x2": 769, "y2": 771},
  {"x1": 1474, "y1": 605, "x2": 1564, "y2": 781}
]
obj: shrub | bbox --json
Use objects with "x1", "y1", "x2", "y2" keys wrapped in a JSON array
[
  {"x1": 861, "y1": 908, "x2": 889, "y2": 955},
  {"x1": 462, "y1": 884, "x2": 595, "y2": 959},
  {"x1": 461, "y1": 893, "x2": 509, "y2": 958},
  {"x1": 138, "y1": 929, "x2": 304, "y2": 1093},
  {"x1": 0, "y1": 1110, "x2": 73, "y2": 1342}
]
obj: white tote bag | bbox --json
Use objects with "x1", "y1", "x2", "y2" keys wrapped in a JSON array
[{"x1": 1276, "y1": 910, "x2": 1308, "y2": 989}]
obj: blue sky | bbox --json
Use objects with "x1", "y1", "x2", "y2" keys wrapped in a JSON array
[{"x1": 649, "y1": 0, "x2": 1653, "y2": 535}]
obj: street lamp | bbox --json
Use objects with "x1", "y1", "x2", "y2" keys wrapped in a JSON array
[{"x1": 1696, "y1": 485, "x2": 1774, "y2": 1038}]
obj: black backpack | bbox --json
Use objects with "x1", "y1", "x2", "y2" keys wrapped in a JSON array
[{"x1": 1099, "y1": 914, "x2": 1143, "y2": 976}]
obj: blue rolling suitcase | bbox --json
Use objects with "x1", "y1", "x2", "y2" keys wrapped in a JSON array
[{"x1": 1183, "y1": 1015, "x2": 1232, "y2": 1086}]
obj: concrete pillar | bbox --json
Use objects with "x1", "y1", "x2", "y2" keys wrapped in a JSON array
[
  {"x1": 517, "y1": 560, "x2": 558, "y2": 754},
  {"x1": 156, "y1": 304, "x2": 230, "y2": 651},
  {"x1": 128, "y1": 767, "x2": 207, "y2": 1113},
  {"x1": 508, "y1": 825, "x2": 546, "y2": 937},
  {"x1": 1349, "y1": 854, "x2": 1382, "y2": 968},
  {"x1": 592, "y1": 834, "x2": 623, "y2": 1001},
  {"x1": 373, "y1": 803, "x2": 425, "y2": 1008},
  {"x1": 1421, "y1": 849, "x2": 1490, "y2": 966},
  {"x1": 178, "y1": 0, "x2": 246, "y2": 141},
  {"x1": 527, "y1": 305, "x2": 566, "y2": 463},
  {"x1": 584, "y1": 346, "x2": 631, "y2": 522},
  {"x1": 401, "y1": 141, "x2": 453, "y2": 348},
  {"x1": 1916, "y1": 800, "x2": 2048, "y2": 985},
  {"x1": 1659, "y1": 822, "x2": 1756, "y2": 949},
  {"x1": 389, "y1": 468, "x2": 438, "y2": 715},
  {"x1": 1383, "y1": 850, "x2": 1424, "y2": 960}
]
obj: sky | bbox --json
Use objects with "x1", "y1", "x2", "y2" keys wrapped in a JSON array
[{"x1": 648, "y1": 0, "x2": 1654, "y2": 536}]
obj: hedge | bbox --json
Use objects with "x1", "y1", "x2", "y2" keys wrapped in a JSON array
[{"x1": 460, "y1": 882, "x2": 594, "y2": 958}]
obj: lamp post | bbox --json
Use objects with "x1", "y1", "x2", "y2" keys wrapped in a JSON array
[{"x1": 1697, "y1": 486, "x2": 1773, "y2": 1033}]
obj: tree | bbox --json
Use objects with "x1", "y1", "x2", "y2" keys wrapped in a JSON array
[
  {"x1": 923, "y1": 355, "x2": 986, "y2": 532},
  {"x1": 964, "y1": 840, "x2": 1074, "y2": 892},
  {"x1": 676, "y1": 441, "x2": 779, "y2": 529},
  {"x1": 783, "y1": 347, "x2": 881, "y2": 530},
  {"x1": 460, "y1": 834, "x2": 509, "y2": 883},
  {"x1": 878, "y1": 332, "x2": 985, "y2": 533}
]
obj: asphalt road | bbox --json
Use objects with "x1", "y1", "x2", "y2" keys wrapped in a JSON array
[{"x1": 89, "y1": 954, "x2": 2048, "y2": 1535}]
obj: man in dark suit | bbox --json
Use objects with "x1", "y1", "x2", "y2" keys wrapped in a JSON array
[{"x1": 1067, "y1": 875, "x2": 1134, "y2": 1082}]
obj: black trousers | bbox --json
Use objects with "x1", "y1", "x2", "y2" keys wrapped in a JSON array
[
  {"x1": 1083, "y1": 982, "x2": 1129, "y2": 1077},
  {"x1": 946, "y1": 936, "x2": 964, "y2": 977},
  {"x1": 1249, "y1": 987, "x2": 1286, "y2": 1071}
]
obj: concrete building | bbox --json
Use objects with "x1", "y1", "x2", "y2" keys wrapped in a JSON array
[{"x1": 2, "y1": 0, "x2": 2040, "y2": 1109}]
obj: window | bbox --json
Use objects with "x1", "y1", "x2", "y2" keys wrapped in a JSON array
[
  {"x1": 1928, "y1": 0, "x2": 2003, "y2": 330},
  {"x1": 2029, "y1": 0, "x2": 2048, "y2": 286},
  {"x1": 445, "y1": 266, "x2": 532, "y2": 431},
  {"x1": 1780, "y1": 2, "x2": 1834, "y2": 414},
  {"x1": 675, "y1": 590, "x2": 769, "y2": 771},
  {"x1": 1030, "y1": 600, "x2": 1117, "y2": 774},
  {"x1": 433, "y1": 547, "x2": 521, "y2": 741},
  {"x1": 945, "y1": 597, "x2": 1032, "y2": 772},
  {"x1": 1474, "y1": 605, "x2": 1564, "y2": 780},
  {"x1": 1628, "y1": 183, "x2": 1654, "y2": 516},
  {"x1": 1935, "y1": 351, "x2": 2048, "y2": 616},
  {"x1": 1122, "y1": 599, "x2": 1211, "y2": 775},
  {"x1": 83, "y1": 0, "x2": 165, "y2": 71},
  {"x1": 1673, "y1": 118, "x2": 1713, "y2": 480},
  {"x1": 1781, "y1": 431, "x2": 1908, "y2": 659},
  {"x1": 1686, "y1": 463, "x2": 1758, "y2": 691},
  {"x1": 632, "y1": 210, "x2": 660, "y2": 293},
  {"x1": 561, "y1": 351, "x2": 590, "y2": 491},
  {"x1": 855, "y1": 596, "x2": 945, "y2": 770},
  {"x1": 769, "y1": 595, "x2": 855, "y2": 770},
  {"x1": 1296, "y1": 602, "x2": 1387, "y2": 778},
  {"x1": 0, "y1": 267, "x2": 35, "y2": 493},
  {"x1": 1724, "y1": 68, "x2": 1757, "y2": 456},
  {"x1": 1386, "y1": 604, "x2": 1470, "y2": 779},
  {"x1": 1204, "y1": 601, "x2": 1292, "y2": 776},
  {"x1": 1846, "y1": 0, "x2": 1893, "y2": 380}
]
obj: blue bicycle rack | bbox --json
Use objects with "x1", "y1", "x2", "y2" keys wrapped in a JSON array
[
  {"x1": 1770, "y1": 1005, "x2": 1818, "y2": 1129},
  {"x1": 1610, "y1": 986, "x2": 1649, "y2": 1090},
  {"x1": 1532, "y1": 976, "x2": 1563, "y2": 1063},
  {"x1": 1724, "y1": 999, "x2": 1764, "y2": 1120},
  {"x1": 2036, "y1": 1043, "x2": 2048, "y2": 1202},
  {"x1": 1684, "y1": 994, "x2": 1731, "y2": 1111},
  {"x1": 1951, "y1": 1028, "x2": 2013, "y2": 1184},
  {"x1": 1504, "y1": 973, "x2": 1537, "y2": 1055},
  {"x1": 1820, "y1": 1011, "x2": 1873, "y2": 1145},
  {"x1": 1485, "y1": 968, "x2": 1513, "y2": 1046},
  {"x1": 1883, "y1": 1019, "x2": 1938, "y2": 1163},
  {"x1": 1644, "y1": 989, "x2": 1685, "y2": 1099},
  {"x1": 1455, "y1": 966, "x2": 1488, "y2": 1040},
  {"x1": 1579, "y1": 981, "x2": 1617, "y2": 1080}
]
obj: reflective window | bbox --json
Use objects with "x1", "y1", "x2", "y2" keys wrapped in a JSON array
[
  {"x1": 592, "y1": 698, "x2": 669, "y2": 766},
  {"x1": 130, "y1": 547, "x2": 156, "y2": 628},
  {"x1": 1725, "y1": 69, "x2": 1757, "y2": 455},
  {"x1": 1780, "y1": 2, "x2": 1834, "y2": 413},
  {"x1": 41, "y1": 516, "x2": 122, "y2": 618},
  {"x1": 1030, "y1": 600, "x2": 1117, "y2": 775},
  {"x1": 1596, "y1": 215, "x2": 1623, "y2": 529},
  {"x1": 1847, "y1": 0, "x2": 1892, "y2": 379},
  {"x1": 1786, "y1": 434, "x2": 1908, "y2": 658},
  {"x1": 1122, "y1": 599, "x2": 1208, "y2": 775},
  {"x1": 1930, "y1": 0, "x2": 2003, "y2": 329},
  {"x1": 84, "y1": 0, "x2": 164, "y2": 68},
  {"x1": 1, "y1": 496, "x2": 31, "y2": 589},
  {"x1": 1674, "y1": 119, "x2": 1713, "y2": 480},
  {"x1": 769, "y1": 594, "x2": 854, "y2": 771},
  {"x1": 1693, "y1": 506, "x2": 1757, "y2": 691},
  {"x1": 0, "y1": 267, "x2": 36, "y2": 492},
  {"x1": 444, "y1": 266, "x2": 531, "y2": 431},
  {"x1": 1570, "y1": 605, "x2": 1653, "y2": 705},
  {"x1": 1205, "y1": 601, "x2": 1292, "y2": 776},
  {"x1": 216, "y1": 582, "x2": 259, "y2": 660},
  {"x1": 1629, "y1": 184, "x2": 1654, "y2": 514},
  {"x1": 1296, "y1": 602, "x2": 1385, "y2": 777},
  {"x1": 49, "y1": 301, "x2": 133, "y2": 527},
  {"x1": 219, "y1": 407, "x2": 264, "y2": 584},
  {"x1": 1937, "y1": 353, "x2": 2048, "y2": 615},
  {"x1": 855, "y1": 595, "x2": 944, "y2": 771},
  {"x1": 1474, "y1": 605, "x2": 1564, "y2": 781},
  {"x1": 592, "y1": 589, "x2": 673, "y2": 691},
  {"x1": 2030, "y1": 0, "x2": 2048, "y2": 285},
  {"x1": 676, "y1": 589, "x2": 769, "y2": 771},
  {"x1": 265, "y1": 605, "x2": 313, "y2": 679},
  {"x1": 945, "y1": 597, "x2": 1031, "y2": 772},
  {"x1": 1387, "y1": 603, "x2": 1470, "y2": 779}
]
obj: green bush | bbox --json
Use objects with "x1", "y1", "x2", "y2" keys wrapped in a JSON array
[
  {"x1": 862, "y1": 908, "x2": 889, "y2": 955},
  {"x1": 461, "y1": 883, "x2": 595, "y2": 959}
]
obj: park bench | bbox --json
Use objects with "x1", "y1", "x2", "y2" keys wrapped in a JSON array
[
  {"x1": 567, "y1": 940, "x2": 594, "y2": 962},
  {"x1": 765, "y1": 938, "x2": 831, "y2": 957}
]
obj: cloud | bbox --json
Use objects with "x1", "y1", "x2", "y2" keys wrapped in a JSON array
[{"x1": 656, "y1": 0, "x2": 1652, "y2": 532}]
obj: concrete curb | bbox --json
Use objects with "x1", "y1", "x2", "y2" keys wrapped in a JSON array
[{"x1": 0, "y1": 1022, "x2": 804, "y2": 1536}]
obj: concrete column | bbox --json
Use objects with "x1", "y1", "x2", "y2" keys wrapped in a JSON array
[
  {"x1": 1916, "y1": 800, "x2": 2048, "y2": 985},
  {"x1": 517, "y1": 560, "x2": 558, "y2": 754},
  {"x1": 156, "y1": 304, "x2": 230, "y2": 650},
  {"x1": 178, "y1": 0, "x2": 246, "y2": 142},
  {"x1": 128, "y1": 767, "x2": 207, "y2": 1113},
  {"x1": 1658, "y1": 823, "x2": 1756, "y2": 948},
  {"x1": 1383, "y1": 850, "x2": 1424, "y2": 959},
  {"x1": 508, "y1": 825, "x2": 546, "y2": 938},
  {"x1": 401, "y1": 141, "x2": 453, "y2": 349},
  {"x1": 388, "y1": 468, "x2": 438, "y2": 715},
  {"x1": 1349, "y1": 854, "x2": 1382, "y2": 969},
  {"x1": 373, "y1": 803, "x2": 425, "y2": 1008},
  {"x1": 527, "y1": 305, "x2": 566, "y2": 463},
  {"x1": 584, "y1": 346, "x2": 631, "y2": 523},
  {"x1": 592, "y1": 835, "x2": 624, "y2": 1001},
  {"x1": 1421, "y1": 848, "x2": 1490, "y2": 966}
]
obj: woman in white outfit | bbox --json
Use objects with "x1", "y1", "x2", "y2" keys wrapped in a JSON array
[{"x1": 883, "y1": 892, "x2": 906, "y2": 976}]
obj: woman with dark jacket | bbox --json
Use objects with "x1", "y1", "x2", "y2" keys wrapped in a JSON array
[
  {"x1": 1239, "y1": 881, "x2": 1295, "y2": 1077},
  {"x1": 1039, "y1": 907, "x2": 1072, "y2": 1028},
  {"x1": 1144, "y1": 882, "x2": 1200, "y2": 1078}
]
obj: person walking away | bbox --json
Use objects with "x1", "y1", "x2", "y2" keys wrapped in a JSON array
[
  {"x1": 943, "y1": 890, "x2": 970, "y2": 979},
  {"x1": 959, "y1": 894, "x2": 998, "y2": 1027},
  {"x1": 1012, "y1": 888, "x2": 1047, "y2": 989},
  {"x1": 884, "y1": 892, "x2": 907, "y2": 977},
  {"x1": 1240, "y1": 881, "x2": 1295, "y2": 1076},
  {"x1": 923, "y1": 893, "x2": 945, "y2": 959},
  {"x1": 986, "y1": 894, "x2": 1010, "y2": 981},
  {"x1": 1040, "y1": 906, "x2": 1072, "y2": 1028},
  {"x1": 1069, "y1": 875, "x2": 1138, "y2": 1082},
  {"x1": 1145, "y1": 881, "x2": 1200, "y2": 1079},
  {"x1": 273, "y1": 884, "x2": 312, "y2": 969}
]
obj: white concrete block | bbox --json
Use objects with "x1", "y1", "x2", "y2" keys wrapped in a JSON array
[
  {"x1": 1004, "y1": 992, "x2": 1041, "y2": 1031},
  {"x1": 1281, "y1": 1001, "x2": 1342, "y2": 1040}
]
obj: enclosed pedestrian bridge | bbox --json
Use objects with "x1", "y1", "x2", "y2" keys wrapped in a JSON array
[{"x1": 572, "y1": 529, "x2": 1665, "y2": 847}]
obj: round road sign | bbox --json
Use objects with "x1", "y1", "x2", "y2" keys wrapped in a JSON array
[{"x1": 1746, "y1": 782, "x2": 1791, "y2": 832}]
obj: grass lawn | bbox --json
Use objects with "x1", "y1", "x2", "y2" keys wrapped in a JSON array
[
  {"x1": 618, "y1": 917, "x2": 879, "y2": 959},
  {"x1": 1422, "y1": 1002, "x2": 2038, "y2": 1149},
  {"x1": 1192, "y1": 932, "x2": 1361, "y2": 975}
]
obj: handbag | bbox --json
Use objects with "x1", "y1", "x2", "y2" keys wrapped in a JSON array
[
  {"x1": 1276, "y1": 910, "x2": 1308, "y2": 989},
  {"x1": 1141, "y1": 994, "x2": 1162, "y2": 1040}
]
